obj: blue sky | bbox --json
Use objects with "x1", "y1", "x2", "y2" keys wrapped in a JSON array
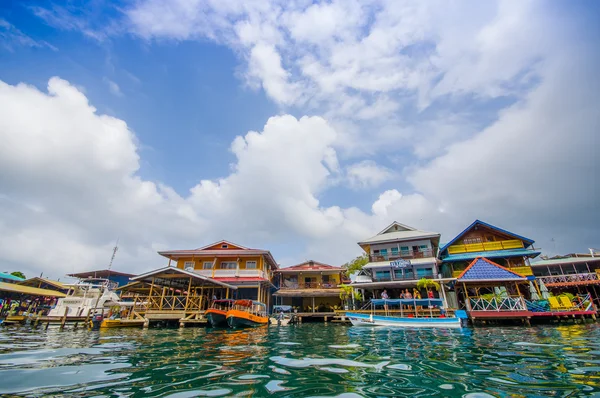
[{"x1": 0, "y1": 1, "x2": 598, "y2": 278}]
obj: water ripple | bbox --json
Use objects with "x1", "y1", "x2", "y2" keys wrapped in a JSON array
[{"x1": 0, "y1": 322, "x2": 598, "y2": 396}]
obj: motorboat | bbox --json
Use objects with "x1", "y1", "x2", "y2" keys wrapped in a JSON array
[
  {"x1": 345, "y1": 299, "x2": 468, "y2": 329},
  {"x1": 47, "y1": 278, "x2": 120, "y2": 319},
  {"x1": 226, "y1": 300, "x2": 268, "y2": 328},
  {"x1": 205, "y1": 299, "x2": 235, "y2": 327},
  {"x1": 269, "y1": 305, "x2": 295, "y2": 326}
]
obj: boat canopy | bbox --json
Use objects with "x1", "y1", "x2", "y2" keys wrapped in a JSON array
[
  {"x1": 371, "y1": 298, "x2": 444, "y2": 307},
  {"x1": 252, "y1": 301, "x2": 266, "y2": 308},
  {"x1": 214, "y1": 299, "x2": 235, "y2": 304}
]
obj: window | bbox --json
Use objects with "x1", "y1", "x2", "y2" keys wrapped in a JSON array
[
  {"x1": 380, "y1": 249, "x2": 388, "y2": 259},
  {"x1": 220, "y1": 262, "x2": 237, "y2": 269},
  {"x1": 221, "y1": 244, "x2": 228, "y2": 248},
  {"x1": 400, "y1": 246, "x2": 410, "y2": 255},
  {"x1": 375, "y1": 270, "x2": 391, "y2": 281},
  {"x1": 183, "y1": 261, "x2": 195, "y2": 269},
  {"x1": 202, "y1": 262, "x2": 213, "y2": 270},
  {"x1": 391, "y1": 247, "x2": 399, "y2": 256},
  {"x1": 246, "y1": 261, "x2": 257, "y2": 269},
  {"x1": 486, "y1": 236, "x2": 495, "y2": 242},
  {"x1": 419, "y1": 245, "x2": 428, "y2": 251},
  {"x1": 417, "y1": 268, "x2": 434, "y2": 277},
  {"x1": 464, "y1": 237, "x2": 482, "y2": 244}
]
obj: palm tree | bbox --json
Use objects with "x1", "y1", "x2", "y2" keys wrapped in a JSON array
[{"x1": 416, "y1": 278, "x2": 440, "y2": 291}]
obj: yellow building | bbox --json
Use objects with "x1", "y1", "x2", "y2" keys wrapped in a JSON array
[
  {"x1": 273, "y1": 260, "x2": 346, "y2": 313},
  {"x1": 158, "y1": 240, "x2": 278, "y2": 306}
]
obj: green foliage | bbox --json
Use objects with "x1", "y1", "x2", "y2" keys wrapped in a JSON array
[
  {"x1": 10, "y1": 271, "x2": 26, "y2": 279},
  {"x1": 343, "y1": 254, "x2": 369, "y2": 276},
  {"x1": 557, "y1": 292, "x2": 575, "y2": 301},
  {"x1": 339, "y1": 284, "x2": 361, "y2": 302},
  {"x1": 416, "y1": 278, "x2": 440, "y2": 291}
]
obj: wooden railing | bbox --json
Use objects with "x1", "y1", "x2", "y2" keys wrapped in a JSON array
[
  {"x1": 447, "y1": 240, "x2": 524, "y2": 254},
  {"x1": 369, "y1": 249, "x2": 434, "y2": 262}
]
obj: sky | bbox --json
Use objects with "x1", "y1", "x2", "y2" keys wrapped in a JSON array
[{"x1": 0, "y1": 0, "x2": 599, "y2": 280}]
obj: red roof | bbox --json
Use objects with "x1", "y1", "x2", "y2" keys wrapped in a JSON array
[
  {"x1": 276, "y1": 260, "x2": 342, "y2": 273},
  {"x1": 68, "y1": 269, "x2": 135, "y2": 278}
]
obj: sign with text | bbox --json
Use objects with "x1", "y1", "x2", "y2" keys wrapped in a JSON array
[{"x1": 390, "y1": 259, "x2": 411, "y2": 268}]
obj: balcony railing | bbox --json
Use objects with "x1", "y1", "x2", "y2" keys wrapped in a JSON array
[
  {"x1": 447, "y1": 239, "x2": 524, "y2": 255},
  {"x1": 537, "y1": 273, "x2": 600, "y2": 286},
  {"x1": 191, "y1": 269, "x2": 266, "y2": 279},
  {"x1": 280, "y1": 282, "x2": 340, "y2": 289},
  {"x1": 369, "y1": 249, "x2": 434, "y2": 262}
]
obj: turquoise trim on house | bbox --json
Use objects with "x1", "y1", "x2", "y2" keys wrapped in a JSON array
[{"x1": 442, "y1": 249, "x2": 541, "y2": 262}]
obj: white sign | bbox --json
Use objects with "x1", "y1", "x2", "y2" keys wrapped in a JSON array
[{"x1": 390, "y1": 259, "x2": 411, "y2": 268}]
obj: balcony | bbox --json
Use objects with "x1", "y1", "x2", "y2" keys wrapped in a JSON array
[
  {"x1": 280, "y1": 282, "x2": 340, "y2": 289},
  {"x1": 369, "y1": 249, "x2": 434, "y2": 263},
  {"x1": 372, "y1": 274, "x2": 434, "y2": 283},
  {"x1": 447, "y1": 239, "x2": 524, "y2": 255},
  {"x1": 192, "y1": 269, "x2": 266, "y2": 279},
  {"x1": 536, "y1": 272, "x2": 600, "y2": 287}
]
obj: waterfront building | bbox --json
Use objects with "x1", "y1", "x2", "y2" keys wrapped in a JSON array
[
  {"x1": 158, "y1": 240, "x2": 278, "y2": 307},
  {"x1": 439, "y1": 220, "x2": 541, "y2": 279},
  {"x1": 349, "y1": 221, "x2": 442, "y2": 298},
  {"x1": 530, "y1": 254, "x2": 600, "y2": 309},
  {"x1": 273, "y1": 260, "x2": 346, "y2": 313}
]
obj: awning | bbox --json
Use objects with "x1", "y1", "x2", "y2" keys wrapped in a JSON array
[{"x1": 0, "y1": 282, "x2": 67, "y2": 298}]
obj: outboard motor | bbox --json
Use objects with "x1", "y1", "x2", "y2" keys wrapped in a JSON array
[{"x1": 91, "y1": 313, "x2": 104, "y2": 330}]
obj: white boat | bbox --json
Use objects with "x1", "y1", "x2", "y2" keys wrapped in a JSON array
[
  {"x1": 269, "y1": 305, "x2": 296, "y2": 326},
  {"x1": 47, "y1": 278, "x2": 120, "y2": 318},
  {"x1": 345, "y1": 299, "x2": 468, "y2": 329}
]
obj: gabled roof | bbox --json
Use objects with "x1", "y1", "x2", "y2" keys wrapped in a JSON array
[
  {"x1": 440, "y1": 220, "x2": 534, "y2": 253},
  {"x1": 275, "y1": 260, "x2": 342, "y2": 273},
  {"x1": 457, "y1": 257, "x2": 526, "y2": 281},
  {"x1": 196, "y1": 240, "x2": 249, "y2": 250},
  {"x1": 358, "y1": 221, "x2": 440, "y2": 245},
  {"x1": 0, "y1": 281, "x2": 67, "y2": 297},
  {"x1": 19, "y1": 277, "x2": 68, "y2": 291},
  {"x1": 377, "y1": 221, "x2": 416, "y2": 235}
]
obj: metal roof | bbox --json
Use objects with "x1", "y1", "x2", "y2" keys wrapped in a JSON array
[
  {"x1": 440, "y1": 220, "x2": 535, "y2": 253},
  {"x1": 18, "y1": 277, "x2": 68, "y2": 291},
  {"x1": 530, "y1": 256, "x2": 600, "y2": 267},
  {"x1": 358, "y1": 230, "x2": 440, "y2": 245},
  {"x1": 68, "y1": 269, "x2": 135, "y2": 278},
  {"x1": 276, "y1": 260, "x2": 343, "y2": 273},
  {"x1": 0, "y1": 281, "x2": 67, "y2": 297},
  {"x1": 457, "y1": 257, "x2": 525, "y2": 281},
  {"x1": 131, "y1": 266, "x2": 237, "y2": 289},
  {"x1": 0, "y1": 272, "x2": 25, "y2": 282},
  {"x1": 442, "y1": 249, "x2": 541, "y2": 262}
]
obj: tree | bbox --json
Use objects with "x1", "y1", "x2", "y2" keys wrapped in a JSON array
[
  {"x1": 10, "y1": 271, "x2": 25, "y2": 280},
  {"x1": 339, "y1": 284, "x2": 361, "y2": 308},
  {"x1": 416, "y1": 278, "x2": 440, "y2": 291},
  {"x1": 343, "y1": 253, "x2": 369, "y2": 276}
]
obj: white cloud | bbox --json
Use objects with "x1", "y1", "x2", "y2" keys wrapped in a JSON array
[
  {"x1": 0, "y1": 18, "x2": 57, "y2": 51},
  {"x1": 103, "y1": 77, "x2": 123, "y2": 97},
  {"x1": 347, "y1": 160, "x2": 394, "y2": 190}
]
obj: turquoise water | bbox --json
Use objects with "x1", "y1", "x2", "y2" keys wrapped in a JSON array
[{"x1": 0, "y1": 323, "x2": 599, "y2": 397}]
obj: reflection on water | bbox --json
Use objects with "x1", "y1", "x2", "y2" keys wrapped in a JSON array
[{"x1": 0, "y1": 323, "x2": 599, "y2": 397}]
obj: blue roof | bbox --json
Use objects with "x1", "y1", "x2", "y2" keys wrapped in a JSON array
[
  {"x1": 440, "y1": 220, "x2": 535, "y2": 253},
  {"x1": 0, "y1": 272, "x2": 25, "y2": 282},
  {"x1": 442, "y1": 249, "x2": 541, "y2": 262},
  {"x1": 458, "y1": 258, "x2": 525, "y2": 281}
]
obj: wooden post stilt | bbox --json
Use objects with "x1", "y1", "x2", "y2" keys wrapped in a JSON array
[{"x1": 60, "y1": 307, "x2": 69, "y2": 330}]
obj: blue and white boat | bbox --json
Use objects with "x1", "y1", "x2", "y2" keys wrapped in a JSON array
[{"x1": 346, "y1": 299, "x2": 468, "y2": 329}]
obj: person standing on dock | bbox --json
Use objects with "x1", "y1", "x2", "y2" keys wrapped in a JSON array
[{"x1": 381, "y1": 289, "x2": 389, "y2": 312}]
